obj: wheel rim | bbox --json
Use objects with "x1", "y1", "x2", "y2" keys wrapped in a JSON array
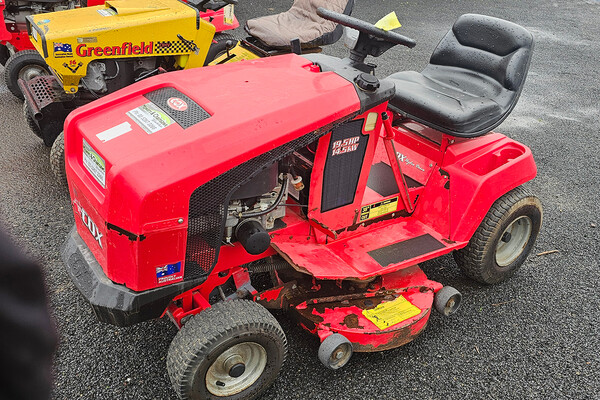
[
  {"x1": 328, "y1": 343, "x2": 352, "y2": 369},
  {"x1": 18, "y1": 64, "x2": 48, "y2": 81},
  {"x1": 443, "y1": 294, "x2": 461, "y2": 315},
  {"x1": 495, "y1": 216, "x2": 532, "y2": 267},
  {"x1": 205, "y1": 342, "x2": 267, "y2": 396}
]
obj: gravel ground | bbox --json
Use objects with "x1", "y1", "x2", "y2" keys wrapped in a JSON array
[{"x1": 1, "y1": 0, "x2": 599, "y2": 399}]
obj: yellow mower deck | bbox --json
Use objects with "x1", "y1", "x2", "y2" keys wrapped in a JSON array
[{"x1": 26, "y1": 0, "x2": 215, "y2": 93}]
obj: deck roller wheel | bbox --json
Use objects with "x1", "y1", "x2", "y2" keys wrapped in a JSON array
[
  {"x1": 318, "y1": 333, "x2": 353, "y2": 370},
  {"x1": 434, "y1": 286, "x2": 462, "y2": 316}
]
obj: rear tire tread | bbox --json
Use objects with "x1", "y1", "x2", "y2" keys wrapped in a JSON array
[
  {"x1": 453, "y1": 186, "x2": 542, "y2": 284},
  {"x1": 204, "y1": 33, "x2": 242, "y2": 66},
  {"x1": 50, "y1": 131, "x2": 67, "y2": 186},
  {"x1": 23, "y1": 101, "x2": 43, "y2": 138}
]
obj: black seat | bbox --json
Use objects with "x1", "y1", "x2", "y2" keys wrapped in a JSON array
[
  {"x1": 387, "y1": 14, "x2": 534, "y2": 137},
  {"x1": 244, "y1": 0, "x2": 354, "y2": 50}
]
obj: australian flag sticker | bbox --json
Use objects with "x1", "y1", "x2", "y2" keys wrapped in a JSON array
[
  {"x1": 156, "y1": 261, "x2": 183, "y2": 284},
  {"x1": 53, "y1": 42, "x2": 73, "y2": 58}
]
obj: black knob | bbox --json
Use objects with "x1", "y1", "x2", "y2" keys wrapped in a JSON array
[{"x1": 354, "y1": 73, "x2": 380, "y2": 92}]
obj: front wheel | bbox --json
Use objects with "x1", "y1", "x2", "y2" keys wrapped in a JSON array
[
  {"x1": 0, "y1": 44, "x2": 9, "y2": 66},
  {"x1": 50, "y1": 131, "x2": 67, "y2": 186},
  {"x1": 167, "y1": 300, "x2": 287, "y2": 400},
  {"x1": 23, "y1": 101, "x2": 42, "y2": 139},
  {"x1": 4, "y1": 50, "x2": 49, "y2": 100},
  {"x1": 453, "y1": 186, "x2": 543, "y2": 284}
]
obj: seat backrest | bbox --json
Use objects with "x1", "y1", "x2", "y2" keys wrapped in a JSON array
[
  {"x1": 429, "y1": 14, "x2": 533, "y2": 92},
  {"x1": 244, "y1": 0, "x2": 354, "y2": 49},
  {"x1": 312, "y1": 0, "x2": 354, "y2": 46}
]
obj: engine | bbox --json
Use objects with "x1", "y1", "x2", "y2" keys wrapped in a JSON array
[
  {"x1": 225, "y1": 163, "x2": 289, "y2": 255},
  {"x1": 80, "y1": 57, "x2": 157, "y2": 96},
  {"x1": 3, "y1": 0, "x2": 79, "y2": 26},
  {"x1": 224, "y1": 157, "x2": 308, "y2": 255}
]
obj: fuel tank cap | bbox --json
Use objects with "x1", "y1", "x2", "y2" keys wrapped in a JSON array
[{"x1": 354, "y1": 73, "x2": 380, "y2": 92}]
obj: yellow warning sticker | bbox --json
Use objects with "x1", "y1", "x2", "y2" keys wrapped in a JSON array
[
  {"x1": 360, "y1": 197, "x2": 398, "y2": 221},
  {"x1": 362, "y1": 296, "x2": 421, "y2": 330}
]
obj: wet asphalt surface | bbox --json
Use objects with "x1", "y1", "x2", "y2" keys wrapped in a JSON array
[{"x1": 1, "y1": 0, "x2": 599, "y2": 399}]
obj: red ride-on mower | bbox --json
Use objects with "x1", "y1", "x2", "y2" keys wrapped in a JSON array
[{"x1": 61, "y1": 9, "x2": 542, "y2": 399}]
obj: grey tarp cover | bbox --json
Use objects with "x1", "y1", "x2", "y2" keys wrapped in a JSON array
[{"x1": 245, "y1": 0, "x2": 350, "y2": 48}]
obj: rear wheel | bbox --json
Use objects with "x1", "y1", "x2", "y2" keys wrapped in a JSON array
[
  {"x1": 4, "y1": 50, "x2": 49, "y2": 100},
  {"x1": 204, "y1": 33, "x2": 240, "y2": 66},
  {"x1": 167, "y1": 300, "x2": 286, "y2": 400},
  {"x1": 453, "y1": 186, "x2": 543, "y2": 284},
  {"x1": 50, "y1": 131, "x2": 67, "y2": 186},
  {"x1": 23, "y1": 101, "x2": 42, "y2": 139},
  {"x1": 0, "y1": 44, "x2": 9, "y2": 66}
]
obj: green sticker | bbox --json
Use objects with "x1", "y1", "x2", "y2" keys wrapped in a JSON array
[
  {"x1": 126, "y1": 102, "x2": 174, "y2": 134},
  {"x1": 82, "y1": 139, "x2": 106, "y2": 188}
]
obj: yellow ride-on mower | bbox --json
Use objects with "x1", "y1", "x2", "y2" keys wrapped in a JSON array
[
  {"x1": 20, "y1": 0, "x2": 237, "y2": 146},
  {"x1": 21, "y1": 0, "x2": 353, "y2": 154}
]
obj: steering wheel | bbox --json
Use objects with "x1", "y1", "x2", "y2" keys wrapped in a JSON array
[{"x1": 317, "y1": 7, "x2": 416, "y2": 49}]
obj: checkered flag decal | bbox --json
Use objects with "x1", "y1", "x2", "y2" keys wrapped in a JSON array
[{"x1": 154, "y1": 40, "x2": 193, "y2": 54}]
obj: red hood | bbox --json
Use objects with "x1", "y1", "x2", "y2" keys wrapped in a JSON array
[{"x1": 65, "y1": 53, "x2": 360, "y2": 232}]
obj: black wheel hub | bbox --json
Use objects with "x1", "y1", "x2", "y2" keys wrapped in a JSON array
[{"x1": 229, "y1": 363, "x2": 246, "y2": 378}]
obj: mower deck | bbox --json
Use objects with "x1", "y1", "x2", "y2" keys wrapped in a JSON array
[
  {"x1": 251, "y1": 262, "x2": 442, "y2": 352},
  {"x1": 289, "y1": 266, "x2": 440, "y2": 352}
]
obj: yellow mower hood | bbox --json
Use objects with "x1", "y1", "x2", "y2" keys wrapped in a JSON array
[{"x1": 27, "y1": 0, "x2": 214, "y2": 93}]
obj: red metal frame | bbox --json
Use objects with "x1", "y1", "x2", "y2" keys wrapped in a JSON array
[{"x1": 0, "y1": 0, "x2": 35, "y2": 51}]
